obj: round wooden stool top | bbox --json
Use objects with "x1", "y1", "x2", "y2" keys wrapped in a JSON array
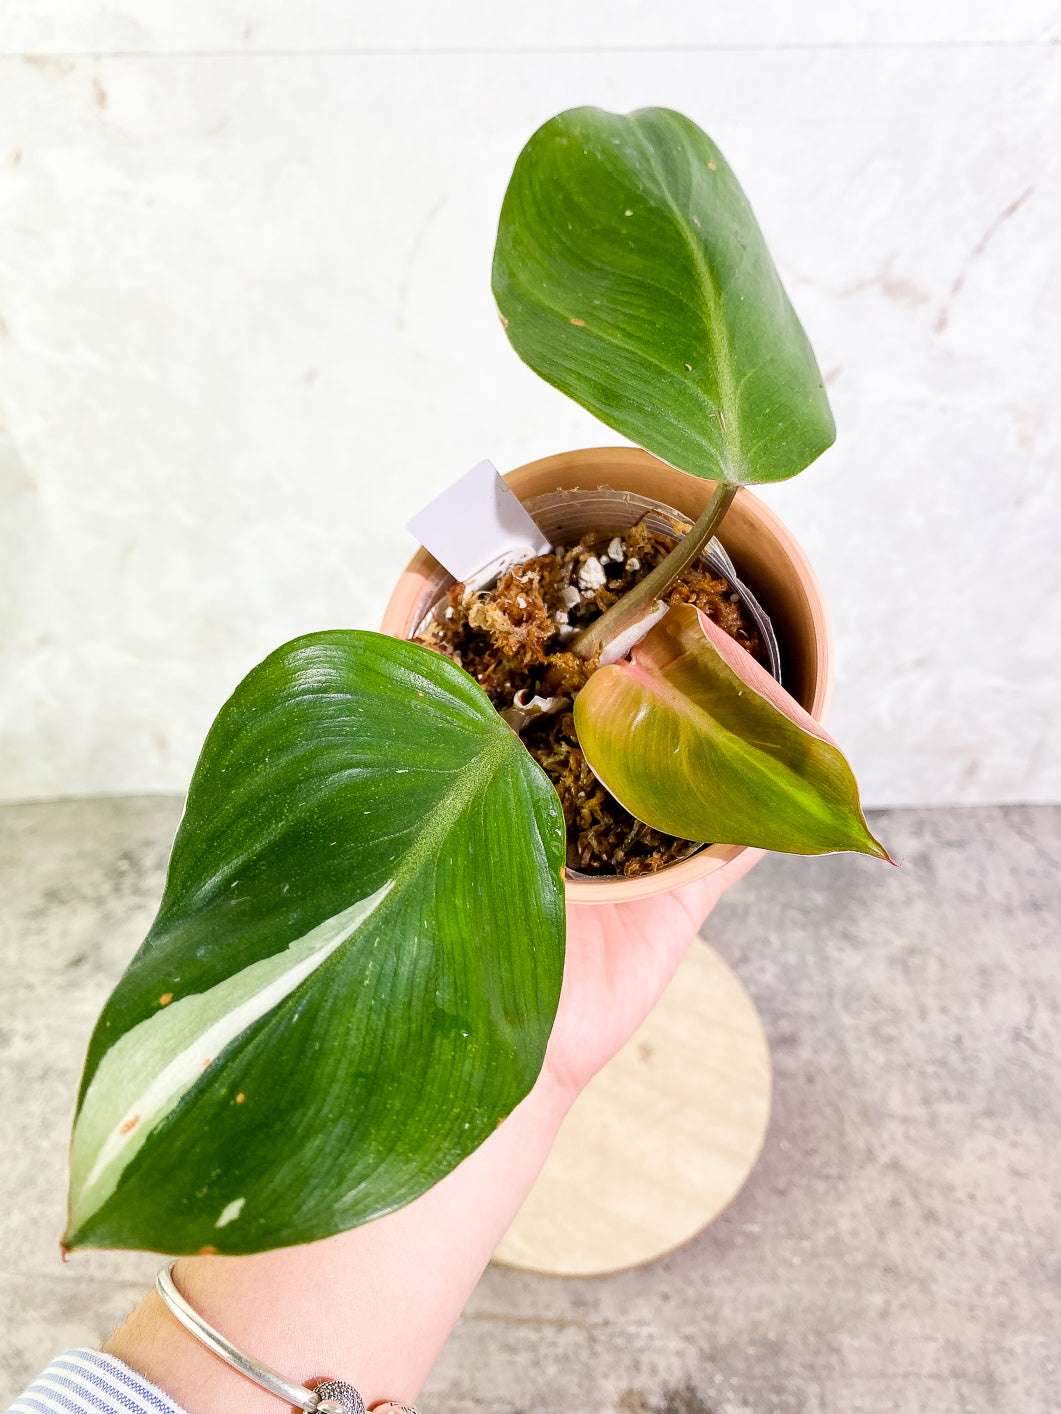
[{"x1": 493, "y1": 938, "x2": 772, "y2": 1277}]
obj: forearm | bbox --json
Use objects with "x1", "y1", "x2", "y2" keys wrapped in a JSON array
[{"x1": 103, "y1": 1071, "x2": 574, "y2": 1414}]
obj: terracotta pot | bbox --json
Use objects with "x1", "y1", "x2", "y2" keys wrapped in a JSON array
[{"x1": 381, "y1": 446, "x2": 834, "y2": 905}]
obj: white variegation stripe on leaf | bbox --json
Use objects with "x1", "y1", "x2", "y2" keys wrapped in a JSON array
[{"x1": 68, "y1": 882, "x2": 393, "y2": 1233}]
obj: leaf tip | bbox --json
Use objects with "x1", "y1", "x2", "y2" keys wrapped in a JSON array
[
  {"x1": 60, "y1": 1214, "x2": 83, "y2": 1254},
  {"x1": 864, "y1": 833, "x2": 898, "y2": 866}
]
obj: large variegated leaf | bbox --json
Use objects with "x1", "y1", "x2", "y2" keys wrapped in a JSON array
[
  {"x1": 574, "y1": 604, "x2": 888, "y2": 858},
  {"x1": 66, "y1": 632, "x2": 566, "y2": 1254},
  {"x1": 493, "y1": 106, "x2": 835, "y2": 484}
]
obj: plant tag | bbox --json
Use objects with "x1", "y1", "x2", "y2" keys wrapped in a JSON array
[{"x1": 407, "y1": 460, "x2": 551, "y2": 589}]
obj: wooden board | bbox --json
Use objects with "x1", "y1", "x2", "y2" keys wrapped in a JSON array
[{"x1": 492, "y1": 939, "x2": 772, "y2": 1277}]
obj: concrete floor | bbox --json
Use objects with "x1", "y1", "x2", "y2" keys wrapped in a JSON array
[{"x1": 0, "y1": 798, "x2": 1057, "y2": 1413}]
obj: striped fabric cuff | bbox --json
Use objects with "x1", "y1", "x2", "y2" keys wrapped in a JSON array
[{"x1": 6, "y1": 1349, "x2": 187, "y2": 1414}]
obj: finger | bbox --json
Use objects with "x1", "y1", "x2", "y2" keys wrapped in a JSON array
[
  {"x1": 666, "y1": 846, "x2": 767, "y2": 932},
  {"x1": 712, "y1": 845, "x2": 767, "y2": 887}
]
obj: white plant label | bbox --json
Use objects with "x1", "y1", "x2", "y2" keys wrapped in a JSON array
[{"x1": 407, "y1": 460, "x2": 551, "y2": 589}]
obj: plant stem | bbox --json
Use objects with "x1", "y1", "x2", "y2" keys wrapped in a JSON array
[{"x1": 570, "y1": 481, "x2": 740, "y2": 660}]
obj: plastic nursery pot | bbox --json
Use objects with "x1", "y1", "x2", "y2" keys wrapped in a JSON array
[{"x1": 381, "y1": 446, "x2": 835, "y2": 906}]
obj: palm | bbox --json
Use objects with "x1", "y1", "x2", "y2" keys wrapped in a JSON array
[{"x1": 543, "y1": 850, "x2": 763, "y2": 1096}]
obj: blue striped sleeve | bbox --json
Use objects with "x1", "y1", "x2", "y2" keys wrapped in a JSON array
[{"x1": 6, "y1": 1350, "x2": 187, "y2": 1414}]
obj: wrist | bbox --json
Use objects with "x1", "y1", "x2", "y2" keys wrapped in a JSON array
[
  {"x1": 524, "y1": 1054, "x2": 582, "y2": 1124},
  {"x1": 105, "y1": 1066, "x2": 574, "y2": 1414}
]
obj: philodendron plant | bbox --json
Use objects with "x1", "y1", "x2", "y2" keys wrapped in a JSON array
[{"x1": 67, "y1": 106, "x2": 889, "y2": 1258}]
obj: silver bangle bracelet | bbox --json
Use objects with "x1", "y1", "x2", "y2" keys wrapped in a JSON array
[{"x1": 155, "y1": 1261, "x2": 415, "y2": 1414}]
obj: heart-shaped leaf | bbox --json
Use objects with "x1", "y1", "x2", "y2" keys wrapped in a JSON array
[
  {"x1": 493, "y1": 106, "x2": 835, "y2": 485},
  {"x1": 66, "y1": 632, "x2": 566, "y2": 1255},
  {"x1": 574, "y1": 604, "x2": 889, "y2": 858}
]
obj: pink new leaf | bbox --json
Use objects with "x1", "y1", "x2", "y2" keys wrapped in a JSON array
[{"x1": 574, "y1": 603, "x2": 891, "y2": 859}]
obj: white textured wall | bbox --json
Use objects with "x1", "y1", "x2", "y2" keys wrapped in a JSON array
[{"x1": 0, "y1": 4, "x2": 1058, "y2": 806}]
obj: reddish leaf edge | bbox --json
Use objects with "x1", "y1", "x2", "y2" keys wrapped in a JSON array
[{"x1": 582, "y1": 602, "x2": 896, "y2": 864}]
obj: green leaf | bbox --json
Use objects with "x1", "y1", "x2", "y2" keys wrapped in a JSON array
[
  {"x1": 574, "y1": 604, "x2": 889, "y2": 858},
  {"x1": 492, "y1": 106, "x2": 835, "y2": 485},
  {"x1": 66, "y1": 632, "x2": 566, "y2": 1254}
]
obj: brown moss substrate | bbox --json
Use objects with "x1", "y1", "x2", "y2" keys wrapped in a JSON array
[{"x1": 416, "y1": 518, "x2": 766, "y2": 877}]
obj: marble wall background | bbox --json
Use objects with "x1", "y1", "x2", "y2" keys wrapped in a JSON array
[{"x1": 0, "y1": 3, "x2": 1058, "y2": 806}]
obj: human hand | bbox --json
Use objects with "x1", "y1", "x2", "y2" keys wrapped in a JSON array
[
  {"x1": 101, "y1": 850, "x2": 764, "y2": 1411},
  {"x1": 542, "y1": 849, "x2": 765, "y2": 1098}
]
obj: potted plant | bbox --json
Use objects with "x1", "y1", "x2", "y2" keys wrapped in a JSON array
[
  {"x1": 381, "y1": 444, "x2": 838, "y2": 903},
  {"x1": 65, "y1": 106, "x2": 889, "y2": 1259}
]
